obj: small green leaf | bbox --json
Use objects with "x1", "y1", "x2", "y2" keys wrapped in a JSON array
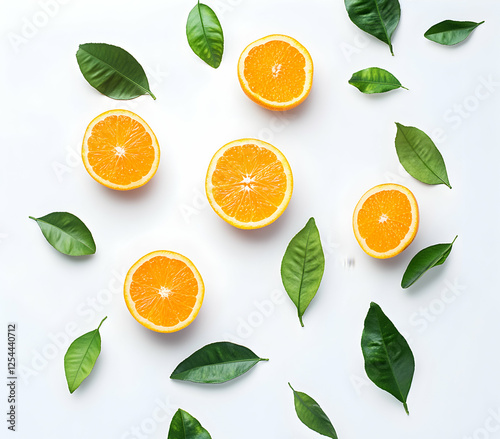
[
  {"x1": 186, "y1": 2, "x2": 224, "y2": 68},
  {"x1": 425, "y1": 20, "x2": 484, "y2": 46},
  {"x1": 349, "y1": 67, "x2": 407, "y2": 94},
  {"x1": 64, "y1": 317, "x2": 107, "y2": 394},
  {"x1": 362, "y1": 303, "x2": 414, "y2": 414},
  {"x1": 76, "y1": 43, "x2": 156, "y2": 100},
  {"x1": 402, "y1": 236, "x2": 457, "y2": 288},
  {"x1": 281, "y1": 218, "x2": 325, "y2": 327},
  {"x1": 170, "y1": 342, "x2": 268, "y2": 384},
  {"x1": 168, "y1": 409, "x2": 212, "y2": 439},
  {"x1": 395, "y1": 123, "x2": 452, "y2": 188},
  {"x1": 344, "y1": 0, "x2": 401, "y2": 55},
  {"x1": 289, "y1": 383, "x2": 338, "y2": 438},
  {"x1": 30, "y1": 212, "x2": 96, "y2": 256}
]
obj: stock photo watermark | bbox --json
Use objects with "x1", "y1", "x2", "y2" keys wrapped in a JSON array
[
  {"x1": 18, "y1": 268, "x2": 126, "y2": 385},
  {"x1": 433, "y1": 75, "x2": 499, "y2": 145},
  {"x1": 464, "y1": 408, "x2": 500, "y2": 439},
  {"x1": 6, "y1": 323, "x2": 17, "y2": 432},
  {"x1": 409, "y1": 278, "x2": 466, "y2": 334},
  {"x1": 120, "y1": 396, "x2": 177, "y2": 439},
  {"x1": 7, "y1": 0, "x2": 71, "y2": 52}
]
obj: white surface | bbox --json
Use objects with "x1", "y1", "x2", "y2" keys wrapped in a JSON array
[{"x1": 1, "y1": 0, "x2": 500, "y2": 438}]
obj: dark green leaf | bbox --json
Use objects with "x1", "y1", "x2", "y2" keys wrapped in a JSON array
[
  {"x1": 30, "y1": 212, "x2": 96, "y2": 256},
  {"x1": 362, "y1": 303, "x2": 414, "y2": 414},
  {"x1": 344, "y1": 0, "x2": 401, "y2": 55},
  {"x1": 289, "y1": 383, "x2": 338, "y2": 438},
  {"x1": 395, "y1": 123, "x2": 452, "y2": 188},
  {"x1": 76, "y1": 43, "x2": 156, "y2": 100},
  {"x1": 186, "y1": 2, "x2": 224, "y2": 68},
  {"x1": 170, "y1": 342, "x2": 268, "y2": 384},
  {"x1": 349, "y1": 67, "x2": 407, "y2": 94},
  {"x1": 281, "y1": 218, "x2": 325, "y2": 327},
  {"x1": 402, "y1": 236, "x2": 457, "y2": 288},
  {"x1": 168, "y1": 409, "x2": 212, "y2": 439},
  {"x1": 64, "y1": 317, "x2": 107, "y2": 394},
  {"x1": 424, "y1": 20, "x2": 484, "y2": 46}
]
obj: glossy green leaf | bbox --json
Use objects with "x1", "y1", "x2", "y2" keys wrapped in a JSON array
[
  {"x1": 30, "y1": 212, "x2": 96, "y2": 256},
  {"x1": 289, "y1": 383, "x2": 338, "y2": 438},
  {"x1": 424, "y1": 20, "x2": 484, "y2": 46},
  {"x1": 349, "y1": 67, "x2": 407, "y2": 94},
  {"x1": 395, "y1": 123, "x2": 452, "y2": 188},
  {"x1": 362, "y1": 303, "x2": 414, "y2": 414},
  {"x1": 76, "y1": 43, "x2": 156, "y2": 100},
  {"x1": 186, "y1": 2, "x2": 224, "y2": 68},
  {"x1": 168, "y1": 409, "x2": 212, "y2": 439},
  {"x1": 402, "y1": 236, "x2": 457, "y2": 288},
  {"x1": 344, "y1": 0, "x2": 401, "y2": 55},
  {"x1": 281, "y1": 218, "x2": 325, "y2": 327},
  {"x1": 64, "y1": 317, "x2": 107, "y2": 394},
  {"x1": 170, "y1": 342, "x2": 268, "y2": 384}
]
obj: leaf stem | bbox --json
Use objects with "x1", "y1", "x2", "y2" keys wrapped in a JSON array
[
  {"x1": 97, "y1": 316, "x2": 108, "y2": 330},
  {"x1": 299, "y1": 314, "x2": 304, "y2": 328},
  {"x1": 148, "y1": 91, "x2": 157, "y2": 100},
  {"x1": 403, "y1": 402, "x2": 409, "y2": 415},
  {"x1": 28, "y1": 216, "x2": 36, "y2": 220},
  {"x1": 451, "y1": 235, "x2": 458, "y2": 244}
]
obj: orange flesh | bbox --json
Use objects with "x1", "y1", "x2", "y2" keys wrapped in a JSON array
[
  {"x1": 87, "y1": 115, "x2": 155, "y2": 185},
  {"x1": 243, "y1": 40, "x2": 306, "y2": 102},
  {"x1": 129, "y1": 256, "x2": 198, "y2": 327},
  {"x1": 357, "y1": 190, "x2": 412, "y2": 253},
  {"x1": 211, "y1": 144, "x2": 287, "y2": 223}
]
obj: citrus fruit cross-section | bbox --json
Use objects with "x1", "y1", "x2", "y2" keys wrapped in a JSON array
[
  {"x1": 353, "y1": 183, "x2": 419, "y2": 259},
  {"x1": 82, "y1": 109, "x2": 160, "y2": 190},
  {"x1": 238, "y1": 34, "x2": 313, "y2": 111},
  {"x1": 124, "y1": 251, "x2": 204, "y2": 333},
  {"x1": 206, "y1": 138, "x2": 293, "y2": 229}
]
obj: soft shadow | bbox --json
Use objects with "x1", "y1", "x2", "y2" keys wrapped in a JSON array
[
  {"x1": 134, "y1": 312, "x2": 208, "y2": 349},
  {"x1": 404, "y1": 264, "x2": 450, "y2": 296},
  {"x1": 222, "y1": 207, "x2": 294, "y2": 245},
  {"x1": 95, "y1": 174, "x2": 161, "y2": 203}
]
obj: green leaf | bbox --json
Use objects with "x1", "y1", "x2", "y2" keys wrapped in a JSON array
[
  {"x1": 168, "y1": 409, "x2": 212, "y2": 439},
  {"x1": 402, "y1": 236, "x2": 457, "y2": 288},
  {"x1": 281, "y1": 218, "x2": 325, "y2": 327},
  {"x1": 30, "y1": 212, "x2": 96, "y2": 256},
  {"x1": 76, "y1": 43, "x2": 156, "y2": 100},
  {"x1": 362, "y1": 303, "x2": 414, "y2": 414},
  {"x1": 424, "y1": 20, "x2": 484, "y2": 46},
  {"x1": 395, "y1": 123, "x2": 452, "y2": 188},
  {"x1": 64, "y1": 317, "x2": 107, "y2": 394},
  {"x1": 289, "y1": 383, "x2": 338, "y2": 438},
  {"x1": 170, "y1": 342, "x2": 268, "y2": 384},
  {"x1": 186, "y1": 2, "x2": 224, "y2": 68},
  {"x1": 349, "y1": 67, "x2": 407, "y2": 94},
  {"x1": 344, "y1": 0, "x2": 401, "y2": 55}
]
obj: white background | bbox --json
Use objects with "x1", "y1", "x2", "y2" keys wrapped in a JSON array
[{"x1": 1, "y1": 0, "x2": 500, "y2": 438}]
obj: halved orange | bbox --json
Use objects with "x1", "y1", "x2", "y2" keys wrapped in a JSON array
[
  {"x1": 124, "y1": 251, "x2": 204, "y2": 333},
  {"x1": 353, "y1": 184, "x2": 419, "y2": 259},
  {"x1": 82, "y1": 109, "x2": 160, "y2": 190},
  {"x1": 206, "y1": 138, "x2": 293, "y2": 229},
  {"x1": 237, "y1": 34, "x2": 313, "y2": 111}
]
